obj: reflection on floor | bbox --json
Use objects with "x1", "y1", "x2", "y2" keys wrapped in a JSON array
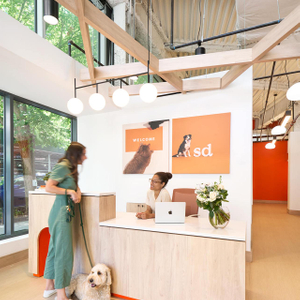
[
  {"x1": 246, "y1": 203, "x2": 300, "y2": 300},
  {"x1": 1, "y1": 203, "x2": 300, "y2": 300}
]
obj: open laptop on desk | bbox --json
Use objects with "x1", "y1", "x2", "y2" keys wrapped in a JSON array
[{"x1": 155, "y1": 202, "x2": 186, "y2": 224}]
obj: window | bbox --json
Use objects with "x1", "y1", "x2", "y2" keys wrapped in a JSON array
[
  {"x1": 0, "y1": 96, "x2": 3, "y2": 236},
  {"x1": 0, "y1": 0, "x2": 36, "y2": 32},
  {"x1": 0, "y1": 92, "x2": 76, "y2": 239}
]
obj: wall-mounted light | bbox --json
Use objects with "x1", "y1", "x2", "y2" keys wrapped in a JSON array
[
  {"x1": 139, "y1": 0, "x2": 157, "y2": 104},
  {"x1": 286, "y1": 82, "x2": 300, "y2": 101},
  {"x1": 271, "y1": 110, "x2": 291, "y2": 135},
  {"x1": 89, "y1": 84, "x2": 106, "y2": 111},
  {"x1": 112, "y1": 80, "x2": 130, "y2": 108},
  {"x1": 43, "y1": 0, "x2": 59, "y2": 25}
]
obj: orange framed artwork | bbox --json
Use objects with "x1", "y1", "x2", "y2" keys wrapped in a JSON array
[
  {"x1": 172, "y1": 113, "x2": 231, "y2": 174},
  {"x1": 123, "y1": 120, "x2": 169, "y2": 174}
]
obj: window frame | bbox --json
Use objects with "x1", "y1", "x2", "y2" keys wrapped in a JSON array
[{"x1": 0, "y1": 89, "x2": 77, "y2": 240}]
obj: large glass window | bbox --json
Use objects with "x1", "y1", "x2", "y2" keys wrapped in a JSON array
[
  {"x1": 13, "y1": 100, "x2": 72, "y2": 232},
  {"x1": 0, "y1": 91, "x2": 75, "y2": 239},
  {"x1": 0, "y1": 96, "x2": 3, "y2": 236},
  {"x1": 0, "y1": 0, "x2": 36, "y2": 31},
  {"x1": 45, "y1": 5, "x2": 87, "y2": 67}
]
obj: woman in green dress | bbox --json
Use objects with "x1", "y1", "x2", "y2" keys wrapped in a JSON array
[{"x1": 43, "y1": 142, "x2": 87, "y2": 300}]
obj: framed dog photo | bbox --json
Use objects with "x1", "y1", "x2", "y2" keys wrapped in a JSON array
[
  {"x1": 172, "y1": 113, "x2": 231, "y2": 174},
  {"x1": 123, "y1": 119, "x2": 169, "y2": 174}
]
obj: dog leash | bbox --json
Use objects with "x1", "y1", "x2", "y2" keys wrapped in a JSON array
[{"x1": 78, "y1": 203, "x2": 93, "y2": 269}]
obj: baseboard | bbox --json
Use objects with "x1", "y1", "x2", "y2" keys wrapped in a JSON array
[
  {"x1": 287, "y1": 209, "x2": 300, "y2": 215},
  {"x1": 246, "y1": 251, "x2": 253, "y2": 262},
  {"x1": 0, "y1": 249, "x2": 28, "y2": 269},
  {"x1": 253, "y1": 200, "x2": 287, "y2": 204}
]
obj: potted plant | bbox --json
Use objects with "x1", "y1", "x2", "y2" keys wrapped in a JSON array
[{"x1": 195, "y1": 176, "x2": 230, "y2": 229}]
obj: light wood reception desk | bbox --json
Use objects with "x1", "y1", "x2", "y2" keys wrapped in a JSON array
[
  {"x1": 28, "y1": 191, "x2": 116, "y2": 275},
  {"x1": 99, "y1": 212, "x2": 246, "y2": 300}
]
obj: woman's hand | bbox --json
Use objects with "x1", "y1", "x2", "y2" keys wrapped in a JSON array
[
  {"x1": 69, "y1": 190, "x2": 80, "y2": 203},
  {"x1": 136, "y1": 211, "x2": 151, "y2": 219}
]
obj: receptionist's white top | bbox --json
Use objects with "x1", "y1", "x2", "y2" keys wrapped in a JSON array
[{"x1": 146, "y1": 188, "x2": 171, "y2": 213}]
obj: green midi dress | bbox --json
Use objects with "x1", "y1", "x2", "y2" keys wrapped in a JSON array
[{"x1": 44, "y1": 159, "x2": 77, "y2": 289}]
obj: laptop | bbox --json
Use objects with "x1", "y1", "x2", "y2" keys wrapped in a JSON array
[{"x1": 155, "y1": 202, "x2": 186, "y2": 224}]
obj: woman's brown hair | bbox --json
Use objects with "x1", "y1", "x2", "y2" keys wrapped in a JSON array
[
  {"x1": 155, "y1": 172, "x2": 173, "y2": 188},
  {"x1": 58, "y1": 142, "x2": 86, "y2": 186}
]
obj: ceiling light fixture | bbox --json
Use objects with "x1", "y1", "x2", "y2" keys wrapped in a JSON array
[
  {"x1": 43, "y1": 0, "x2": 59, "y2": 25},
  {"x1": 286, "y1": 82, "x2": 300, "y2": 101},
  {"x1": 271, "y1": 110, "x2": 292, "y2": 135},
  {"x1": 195, "y1": 42, "x2": 206, "y2": 55},
  {"x1": 265, "y1": 137, "x2": 276, "y2": 150},
  {"x1": 112, "y1": 79, "x2": 130, "y2": 108},
  {"x1": 67, "y1": 79, "x2": 83, "y2": 115},
  {"x1": 89, "y1": 84, "x2": 106, "y2": 111},
  {"x1": 68, "y1": 78, "x2": 110, "y2": 115},
  {"x1": 139, "y1": 0, "x2": 157, "y2": 103}
]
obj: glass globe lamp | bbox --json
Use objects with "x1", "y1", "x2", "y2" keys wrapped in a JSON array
[{"x1": 67, "y1": 98, "x2": 83, "y2": 115}]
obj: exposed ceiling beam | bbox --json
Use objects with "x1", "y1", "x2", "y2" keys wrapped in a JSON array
[
  {"x1": 56, "y1": 0, "x2": 183, "y2": 91},
  {"x1": 108, "y1": 78, "x2": 221, "y2": 96},
  {"x1": 80, "y1": 44, "x2": 300, "y2": 82},
  {"x1": 76, "y1": 0, "x2": 95, "y2": 83},
  {"x1": 252, "y1": 4, "x2": 300, "y2": 62},
  {"x1": 221, "y1": 5, "x2": 300, "y2": 88}
]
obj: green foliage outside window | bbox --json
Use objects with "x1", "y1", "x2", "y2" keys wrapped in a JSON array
[{"x1": 0, "y1": 0, "x2": 35, "y2": 31}]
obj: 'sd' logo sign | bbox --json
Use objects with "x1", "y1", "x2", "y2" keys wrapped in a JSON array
[{"x1": 172, "y1": 113, "x2": 231, "y2": 174}]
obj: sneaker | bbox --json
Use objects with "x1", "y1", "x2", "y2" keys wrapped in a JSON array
[{"x1": 43, "y1": 289, "x2": 57, "y2": 298}]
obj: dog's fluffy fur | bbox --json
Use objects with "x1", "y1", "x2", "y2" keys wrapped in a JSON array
[
  {"x1": 66, "y1": 264, "x2": 112, "y2": 300},
  {"x1": 172, "y1": 134, "x2": 192, "y2": 157},
  {"x1": 123, "y1": 143, "x2": 154, "y2": 174}
]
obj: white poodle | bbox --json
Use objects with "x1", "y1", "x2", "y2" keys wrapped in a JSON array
[{"x1": 66, "y1": 264, "x2": 112, "y2": 300}]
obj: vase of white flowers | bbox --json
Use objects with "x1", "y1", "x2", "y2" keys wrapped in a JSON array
[{"x1": 195, "y1": 176, "x2": 230, "y2": 229}]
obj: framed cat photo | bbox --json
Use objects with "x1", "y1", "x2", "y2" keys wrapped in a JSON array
[{"x1": 123, "y1": 119, "x2": 169, "y2": 174}]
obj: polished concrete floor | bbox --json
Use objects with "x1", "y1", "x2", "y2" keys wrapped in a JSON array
[
  {"x1": 246, "y1": 203, "x2": 300, "y2": 300},
  {"x1": 1, "y1": 203, "x2": 300, "y2": 300}
]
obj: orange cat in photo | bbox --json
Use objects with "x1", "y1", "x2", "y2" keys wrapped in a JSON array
[{"x1": 123, "y1": 144, "x2": 154, "y2": 174}]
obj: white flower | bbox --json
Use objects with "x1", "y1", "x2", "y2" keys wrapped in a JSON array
[
  {"x1": 197, "y1": 194, "x2": 206, "y2": 202},
  {"x1": 209, "y1": 191, "x2": 217, "y2": 201},
  {"x1": 218, "y1": 184, "x2": 224, "y2": 190}
]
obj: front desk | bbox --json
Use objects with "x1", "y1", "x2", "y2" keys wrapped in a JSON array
[
  {"x1": 29, "y1": 193, "x2": 245, "y2": 300},
  {"x1": 99, "y1": 212, "x2": 246, "y2": 300}
]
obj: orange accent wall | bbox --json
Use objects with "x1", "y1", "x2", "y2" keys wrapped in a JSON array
[
  {"x1": 253, "y1": 141, "x2": 288, "y2": 201},
  {"x1": 33, "y1": 227, "x2": 50, "y2": 277}
]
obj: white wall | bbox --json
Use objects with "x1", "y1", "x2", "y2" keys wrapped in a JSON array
[
  {"x1": 78, "y1": 69, "x2": 253, "y2": 251},
  {"x1": 288, "y1": 131, "x2": 300, "y2": 212}
]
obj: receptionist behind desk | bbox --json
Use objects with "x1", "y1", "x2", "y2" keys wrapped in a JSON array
[{"x1": 136, "y1": 172, "x2": 172, "y2": 219}]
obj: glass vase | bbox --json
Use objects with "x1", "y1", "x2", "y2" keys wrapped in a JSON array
[{"x1": 208, "y1": 206, "x2": 230, "y2": 229}]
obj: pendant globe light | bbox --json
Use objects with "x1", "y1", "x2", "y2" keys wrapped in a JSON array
[
  {"x1": 43, "y1": 0, "x2": 59, "y2": 25},
  {"x1": 89, "y1": 84, "x2": 106, "y2": 111},
  {"x1": 139, "y1": 0, "x2": 157, "y2": 103},
  {"x1": 286, "y1": 82, "x2": 300, "y2": 101},
  {"x1": 112, "y1": 80, "x2": 130, "y2": 108},
  {"x1": 67, "y1": 78, "x2": 83, "y2": 115}
]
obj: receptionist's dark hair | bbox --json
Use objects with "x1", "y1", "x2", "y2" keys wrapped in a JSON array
[{"x1": 155, "y1": 172, "x2": 173, "y2": 188}]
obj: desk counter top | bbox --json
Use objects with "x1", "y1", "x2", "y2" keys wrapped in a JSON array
[
  {"x1": 100, "y1": 212, "x2": 246, "y2": 242},
  {"x1": 29, "y1": 191, "x2": 115, "y2": 197}
]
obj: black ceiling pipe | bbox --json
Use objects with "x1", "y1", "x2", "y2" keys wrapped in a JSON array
[
  {"x1": 254, "y1": 70, "x2": 300, "y2": 81},
  {"x1": 170, "y1": 15, "x2": 282, "y2": 51},
  {"x1": 260, "y1": 61, "x2": 276, "y2": 141}
]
